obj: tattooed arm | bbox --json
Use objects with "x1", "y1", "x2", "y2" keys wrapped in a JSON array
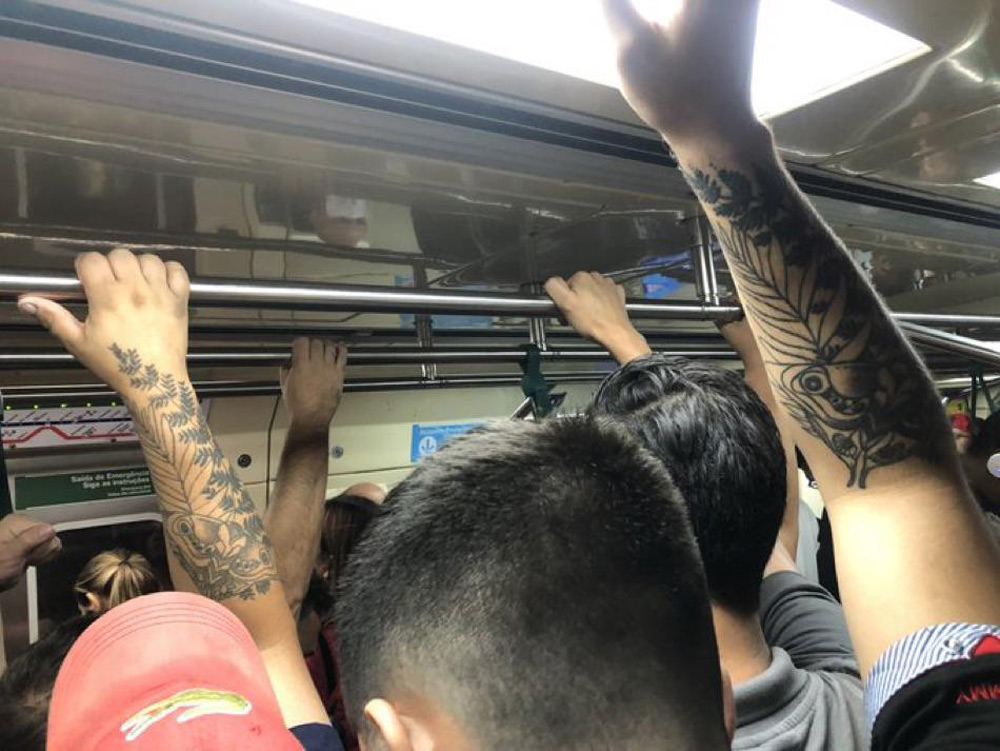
[
  {"x1": 265, "y1": 337, "x2": 346, "y2": 619},
  {"x1": 18, "y1": 250, "x2": 330, "y2": 729},
  {"x1": 603, "y1": 0, "x2": 1000, "y2": 675}
]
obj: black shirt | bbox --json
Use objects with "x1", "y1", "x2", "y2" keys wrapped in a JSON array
[
  {"x1": 872, "y1": 653, "x2": 1000, "y2": 750},
  {"x1": 291, "y1": 723, "x2": 345, "y2": 751}
]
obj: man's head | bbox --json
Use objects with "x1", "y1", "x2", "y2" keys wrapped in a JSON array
[
  {"x1": 337, "y1": 417, "x2": 728, "y2": 751},
  {"x1": 0, "y1": 614, "x2": 97, "y2": 751},
  {"x1": 590, "y1": 355, "x2": 786, "y2": 615}
]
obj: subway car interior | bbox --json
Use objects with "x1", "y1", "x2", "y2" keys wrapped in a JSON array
[{"x1": 1, "y1": 0, "x2": 1000, "y2": 717}]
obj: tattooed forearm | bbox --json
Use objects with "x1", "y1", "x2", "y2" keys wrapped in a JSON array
[
  {"x1": 684, "y1": 164, "x2": 950, "y2": 488},
  {"x1": 113, "y1": 344, "x2": 276, "y2": 600}
]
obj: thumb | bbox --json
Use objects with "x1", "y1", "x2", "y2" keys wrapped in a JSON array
[
  {"x1": 603, "y1": 0, "x2": 646, "y2": 44},
  {"x1": 19, "y1": 297, "x2": 85, "y2": 351},
  {"x1": 25, "y1": 535, "x2": 62, "y2": 566},
  {"x1": 10, "y1": 522, "x2": 57, "y2": 556}
]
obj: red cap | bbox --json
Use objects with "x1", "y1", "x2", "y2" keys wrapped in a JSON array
[{"x1": 47, "y1": 592, "x2": 303, "y2": 751}]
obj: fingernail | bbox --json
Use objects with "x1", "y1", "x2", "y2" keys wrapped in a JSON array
[
  {"x1": 32, "y1": 524, "x2": 56, "y2": 542},
  {"x1": 18, "y1": 300, "x2": 38, "y2": 316}
]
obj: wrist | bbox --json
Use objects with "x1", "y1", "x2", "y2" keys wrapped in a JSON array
[
  {"x1": 603, "y1": 329, "x2": 652, "y2": 365},
  {"x1": 287, "y1": 417, "x2": 332, "y2": 439},
  {"x1": 662, "y1": 117, "x2": 774, "y2": 164}
]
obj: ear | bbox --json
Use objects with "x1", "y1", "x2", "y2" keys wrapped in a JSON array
[
  {"x1": 364, "y1": 698, "x2": 440, "y2": 751},
  {"x1": 720, "y1": 665, "x2": 735, "y2": 743},
  {"x1": 82, "y1": 592, "x2": 104, "y2": 614}
]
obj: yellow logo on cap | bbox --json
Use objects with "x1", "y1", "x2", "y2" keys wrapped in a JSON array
[{"x1": 120, "y1": 688, "x2": 252, "y2": 741}]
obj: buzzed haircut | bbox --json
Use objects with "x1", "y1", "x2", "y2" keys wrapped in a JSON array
[
  {"x1": 590, "y1": 355, "x2": 786, "y2": 615},
  {"x1": 336, "y1": 417, "x2": 727, "y2": 750}
]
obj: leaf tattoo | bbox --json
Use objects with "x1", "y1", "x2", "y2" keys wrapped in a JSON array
[
  {"x1": 113, "y1": 346, "x2": 275, "y2": 600},
  {"x1": 685, "y1": 165, "x2": 947, "y2": 488}
]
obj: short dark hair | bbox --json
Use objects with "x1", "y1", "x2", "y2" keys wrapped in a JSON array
[
  {"x1": 336, "y1": 417, "x2": 726, "y2": 750},
  {"x1": 0, "y1": 614, "x2": 98, "y2": 751},
  {"x1": 590, "y1": 355, "x2": 786, "y2": 614}
]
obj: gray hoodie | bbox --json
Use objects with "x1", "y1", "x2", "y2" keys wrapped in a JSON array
[{"x1": 732, "y1": 572, "x2": 868, "y2": 751}]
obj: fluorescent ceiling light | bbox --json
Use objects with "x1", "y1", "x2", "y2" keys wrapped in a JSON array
[
  {"x1": 292, "y1": 0, "x2": 929, "y2": 118},
  {"x1": 751, "y1": 1, "x2": 929, "y2": 117},
  {"x1": 974, "y1": 171, "x2": 1000, "y2": 190}
]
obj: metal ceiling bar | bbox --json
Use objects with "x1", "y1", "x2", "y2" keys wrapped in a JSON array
[
  {"x1": 428, "y1": 253, "x2": 693, "y2": 290},
  {"x1": 0, "y1": 346, "x2": 739, "y2": 369},
  {"x1": 898, "y1": 322, "x2": 1000, "y2": 370},
  {"x1": 3, "y1": 271, "x2": 1000, "y2": 340},
  {"x1": 0, "y1": 322, "x2": 736, "y2": 345},
  {"x1": 411, "y1": 265, "x2": 438, "y2": 380},
  {"x1": 604, "y1": 256, "x2": 691, "y2": 284},
  {"x1": 701, "y1": 217, "x2": 721, "y2": 306},
  {"x1": 1, "y1": 372, "x2": 611, "y2": 407},
  {"x1": 691, "y1": 216, "x2": 714, "y2": 306},
  {"x1": 893, "y1": 313, "x2": 1000, "y2": 328},
  {"x1": 4, "y1": 335, "x2": 997, "y2": 370},
  {"x1": 0, "y1": 270, "x2": 742, "y2": 319}
]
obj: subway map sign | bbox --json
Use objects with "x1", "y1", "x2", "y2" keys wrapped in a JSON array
[
  {"x1": 2, "y1": 405, "x2": 138, "y2": 450},
  {"x1": 1, "y1": 401, "x2": 210, "y2": 450}
]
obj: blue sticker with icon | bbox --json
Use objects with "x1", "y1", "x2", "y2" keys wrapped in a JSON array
[{"x1": 410, "y1": 422, "x2": 482, "y2": 462}]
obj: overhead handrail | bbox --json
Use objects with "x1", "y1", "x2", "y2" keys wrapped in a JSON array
[
  {"x1": 898, "y1": 322, "x2": 1000, "y2": 371},
  {"x1": 0, "y1": 270, "x2": 741, "y2": 319},
  {"x1": 0, "y1": 346, "x2": 739, "y2": 369},
  {"x1": 2, "y1": 270, "x2": 999, "y2": 328},
  {"x1": 2, "y1": 271, "x2": 1000, "y2": 369},
  {"x1": 0, "y1": 372, "x2": 612, "y2": 408}
]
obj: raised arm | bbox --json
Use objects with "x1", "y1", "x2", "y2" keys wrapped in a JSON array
[
  {"x1": 602, "y1": 0, "x2": 1000, "y2": 675},
  {"x1": 546, "y1": 273, "x2": 802, "y2": 571},
  {"x1": 718, "y1": 314, "x2": 800, "y2": 559},
  {"x1": 18, "y1": 250, "x2": 330, "y2": 728},
  {"x1": 544, "y1": 271, "x2": 651, "y2": 365},
  {"x1": 265, "y1": 337, "x2": 346, "y2": 619}
]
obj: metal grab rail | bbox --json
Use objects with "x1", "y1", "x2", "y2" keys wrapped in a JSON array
[
  {"x1": 898, "y1": 323, "x2": 1000, "y2": 370},
  {"x1": 0, "y1": 346, "x2": 739, "y2": 369},
  {"x1": 0, "y1": 373, "x2": 612, "y2": 408},
  {"x1": 3, "y1": 271, "x2": 1000, "y2": 369},
  {"x1": 0, "y1": 271, "x2": 741, "y2": 320},
  {"x1": 3, "y1": 270, "x2": 1000, "y2": 327}
]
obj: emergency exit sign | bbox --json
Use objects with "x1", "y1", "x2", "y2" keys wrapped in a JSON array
[{"x1": 14, "y1": 467, "x2": 155, "y2": 509}]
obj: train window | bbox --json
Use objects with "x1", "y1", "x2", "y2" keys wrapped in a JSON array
[
  {"x1": 31, "y1": 517, "x2": 170, "y2": 643},
  {"x1": 26, "y1": 152, "x2": 158, "y2": 231}
]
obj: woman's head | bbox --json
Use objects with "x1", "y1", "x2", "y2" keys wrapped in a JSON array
[
  {"x1": 73, "y1": 549, "x2": 161, "y2": 615},
  {"x1": 319, "y1": 484, "x2": 385, "y2": 588}
]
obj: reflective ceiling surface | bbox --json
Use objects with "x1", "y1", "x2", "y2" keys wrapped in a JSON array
[
  {"x1": 771, "y1": 0, "x2": 1000, "y2": 209},
  {"x1": 20, "y1": 0, "x2": 1000, "y2": 208},
  {"x1": 0, "y1": 0, "x2": 998, "y2": 337}
]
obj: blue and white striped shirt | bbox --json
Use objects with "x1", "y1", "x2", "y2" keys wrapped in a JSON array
[{"x1": 865, "y1": 622, "x2": 1000, "y2": 731}]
